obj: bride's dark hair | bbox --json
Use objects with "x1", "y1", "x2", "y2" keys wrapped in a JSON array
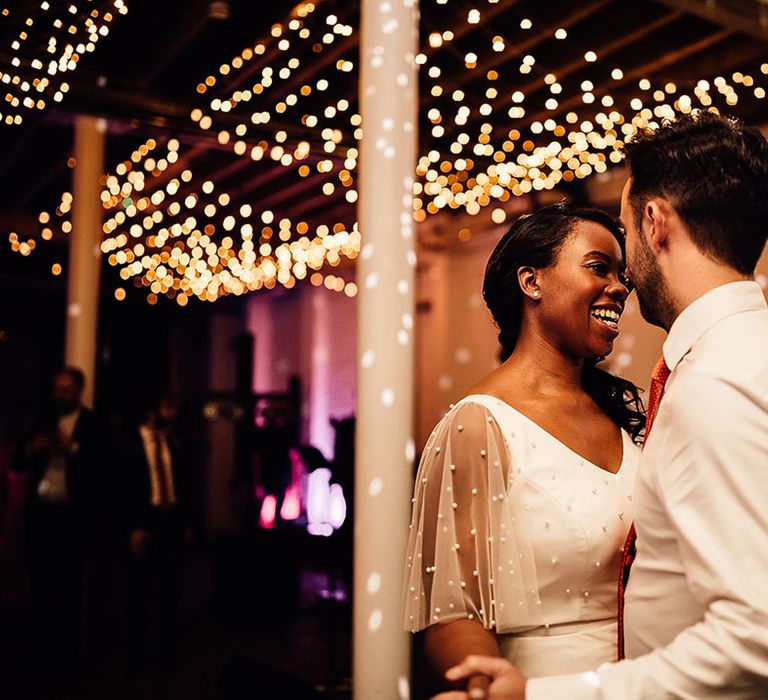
[{"x1": 482, "y1": 202, "x2": 646, "y2": 445}]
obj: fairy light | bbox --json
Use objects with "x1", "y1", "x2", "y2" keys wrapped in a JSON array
[
  {"x1": 410, "y1": 0, "x2": 768, "y2": 218},
  {"x1": 94, "y1": 134, "x2": 362, "y2": 304},
  {"x1": 0, "y1": 1, "x2": 127, "y2": 125},
  {"x1": 94, "y1": 1, "x2": 358, "y2": 304},
  {"x1": 11, "y1": 0, "x2": 768, "y2": 299}
]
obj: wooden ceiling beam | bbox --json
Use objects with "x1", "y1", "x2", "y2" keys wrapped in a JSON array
[
  {"x1": 230, "y1": 169, "x2": 329, "y2": 210},
  {"x1": 520, "y1": 27, "x2": 732, "y2": 129},
  {"x1": 479, "y1": 0, "x2": 615, "y2": 76},
  {"x1": 220, "y1": 1, "x2": 356, "y2": 98},
  {"x1": 656, "y1": 0, "x2": 768, "y2": 41},
  {"x1": 486, "y1": 8, "x2": 684, "y2": 115},
  {"x1": 569, "y1": 39, "x2": 768, "y2": 122},
  {"x1": 418, "y1": 0, "x2": 517, "y2": 94},
  {"x1": 422, "y1": 0, "x2": 614, "y2": 111},
  {"x1": 432, "y1": 0, "x2": 516, "y2": 49}
]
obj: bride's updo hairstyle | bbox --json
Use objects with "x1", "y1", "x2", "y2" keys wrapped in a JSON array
[{"x1": 482, "y1": 202, "x2": 646, "y2": 444}]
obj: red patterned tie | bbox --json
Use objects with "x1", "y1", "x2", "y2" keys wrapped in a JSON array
[{"x1": 617, "y1": 355, "x2": 671, "y2": 659}]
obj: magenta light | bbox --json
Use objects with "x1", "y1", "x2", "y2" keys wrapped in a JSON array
[
  {"x1": 259, "y1": 494, "x2": 277, "y2": 529},
  {"x1": 280, "y1": 483, "x2": 301, "y2": 521}
]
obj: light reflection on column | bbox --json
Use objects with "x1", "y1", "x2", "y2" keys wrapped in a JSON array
[{"x1": 354, "y1": 1, "x2": 418, "y2": 698}]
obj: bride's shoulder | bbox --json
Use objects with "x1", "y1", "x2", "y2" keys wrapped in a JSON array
[{"x1": 438, "y1": 393, "x2": 528, "y2": 436}]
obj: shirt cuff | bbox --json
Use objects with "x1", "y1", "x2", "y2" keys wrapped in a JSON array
[{"x1": 525, "y1": 672, "x2": 601, "y2": 700}]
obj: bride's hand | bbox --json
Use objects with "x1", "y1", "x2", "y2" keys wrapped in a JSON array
[{"x1": 431, "y1": 655, "x2": 527, "y2": 700}]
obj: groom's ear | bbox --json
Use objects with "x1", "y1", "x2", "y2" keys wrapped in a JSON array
[{"x1": 645, "y1": 198, "x2": 671, "y2": 254}]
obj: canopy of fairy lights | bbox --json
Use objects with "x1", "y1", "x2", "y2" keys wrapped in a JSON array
[
  {"x1": 0, "y1": 0, "x2": 127, "y2": 126},
  {"x1": 6, "y1": 0, "x2": 768, "y2": 304}
]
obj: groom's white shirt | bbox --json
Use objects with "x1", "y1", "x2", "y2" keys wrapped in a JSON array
[{"x1": 526, "y1": 281, "x2": 768, "y2": 699}]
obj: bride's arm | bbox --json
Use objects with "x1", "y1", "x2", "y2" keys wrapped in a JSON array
[
  {"x1": 425, "y1": 618, "x2": 501, "y2": 694},
  {"x1": 403, "y1": 401, "x2": 513, "y2": 696}
]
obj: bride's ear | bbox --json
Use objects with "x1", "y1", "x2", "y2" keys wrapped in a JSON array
[{"x1": 518, "y1": 266, "x2": 541, "y2": 300}]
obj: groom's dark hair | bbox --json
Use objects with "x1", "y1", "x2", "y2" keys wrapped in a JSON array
[{"x1": 623, "y1": 111, "x2": 768, "y2": 275}]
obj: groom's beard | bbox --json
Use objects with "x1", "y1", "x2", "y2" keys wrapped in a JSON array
[{"x1": 630, "y1": 233, "x2": 675, "y2": 332}]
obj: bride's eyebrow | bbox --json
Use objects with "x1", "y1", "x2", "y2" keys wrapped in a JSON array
[{"x1": 582, "y1": 250, "x2": 613, "y2": 262}]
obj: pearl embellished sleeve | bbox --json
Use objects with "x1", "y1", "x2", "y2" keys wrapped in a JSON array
[{"x1": 403, "y1": 400, "x2": 543, "y2": 634}]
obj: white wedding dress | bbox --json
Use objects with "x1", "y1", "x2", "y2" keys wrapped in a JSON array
[{"x1": 403, "y1": 394, "x2": 639, "y2": 676}]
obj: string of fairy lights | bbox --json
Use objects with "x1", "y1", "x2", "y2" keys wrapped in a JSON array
[
  {"x1": 0, "y1": 0, "x2": 127, "y2": 126},
  {"x1": 94, "y1": 2, "x2": 362, "y2": 304},
  {"x1": 412, "y1": 5, "x2": 767, "y2": 224},
  {"x1": 6, "y1": 0, "x2": 768, "y2": 304}
]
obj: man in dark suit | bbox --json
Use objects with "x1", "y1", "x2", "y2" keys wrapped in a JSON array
[
  {"x1": 14, "y1": 366, "x2": 106, "y2": 680},
  {"x1": 120, "y1": 394, "x2": 189, "y2": 671}
]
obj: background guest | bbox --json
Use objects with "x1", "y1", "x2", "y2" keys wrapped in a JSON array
[
  {"x1": 12, "y1": 366, "x2": 107, "y2": 686},
  {"x1": 120, "y1": 393, "x2": 190, "y2": 672}
]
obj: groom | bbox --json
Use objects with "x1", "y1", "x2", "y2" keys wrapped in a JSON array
[{"x1": 435, "y1": 112, "x2": 768, "y2": 698}]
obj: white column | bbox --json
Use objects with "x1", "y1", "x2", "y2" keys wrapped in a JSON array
[
  {"x1": 64, "y1": 115, "x2": 106, "y2": 406},
  {"x1": 354, "y1": 1, "x2": 418, "y2": 698}
]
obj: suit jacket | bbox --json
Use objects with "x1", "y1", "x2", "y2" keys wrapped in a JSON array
[
  {"x1": 119, "y1": 427, "x2": 188, "y2": 534},
  {"x1": 15, "y1": 407, "x2": 107, "y2": 541}
]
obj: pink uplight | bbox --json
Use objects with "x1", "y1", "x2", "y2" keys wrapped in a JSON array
[
  {"x1": 280, "y1": 483, "x2": 301, "y2": 521},
  {"x1": 260, "y1": 494, "x2": 277, "y2": 529}
]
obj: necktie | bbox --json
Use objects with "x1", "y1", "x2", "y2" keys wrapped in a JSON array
[
  {"x1": 617, "y1": 355, "x2": 671, "y2": 659},
  {"x1": 153, "y1": 430, "x2": 172, "y2": 510}
]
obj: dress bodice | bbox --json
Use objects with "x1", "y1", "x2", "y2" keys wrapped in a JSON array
[{"x1": 403, "y1": 394, "x2": 639, "y2": 637}]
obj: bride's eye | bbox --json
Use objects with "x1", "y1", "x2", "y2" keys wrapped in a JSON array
[{"x1": 588, "y1": 262, "x2": 609, "y2": 276}]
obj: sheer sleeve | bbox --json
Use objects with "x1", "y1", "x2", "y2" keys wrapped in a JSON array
[{"x1": 403, "y1": 399, "x2": 543, "y2": 634}]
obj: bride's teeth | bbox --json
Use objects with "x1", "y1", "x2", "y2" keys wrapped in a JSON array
[{"x1": 591, "y1": 308, "x2": 620, "y2": 327}]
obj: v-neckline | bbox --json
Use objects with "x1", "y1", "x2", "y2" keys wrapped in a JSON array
[{"x1": 462, "y1": 393, "x2": 627, "y2": 475}]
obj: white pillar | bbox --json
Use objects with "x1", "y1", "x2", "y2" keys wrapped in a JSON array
[
  {"x1": 354, "y1": 1, "x2": 418, "y2": 698},
  {"x1": 64, "y1": 115, "x2": 106, "y2": 406}
]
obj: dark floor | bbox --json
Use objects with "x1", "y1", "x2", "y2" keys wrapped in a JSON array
[{"x1": 1, "y1": 529, "x2": 353, "y2": 700}]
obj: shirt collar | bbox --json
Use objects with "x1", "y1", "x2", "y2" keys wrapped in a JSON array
[{"x1": 663, "y1": 280, "x2": 767, "y2": 371}]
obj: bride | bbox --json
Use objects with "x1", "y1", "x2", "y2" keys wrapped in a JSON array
[{"x1": 403, "y1": 203, "x2": 645, "y2": 696}]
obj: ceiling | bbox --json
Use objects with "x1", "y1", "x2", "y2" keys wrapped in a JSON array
[{"x1": 2, "y1": 0, "x2": 768, "y2": 303}]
